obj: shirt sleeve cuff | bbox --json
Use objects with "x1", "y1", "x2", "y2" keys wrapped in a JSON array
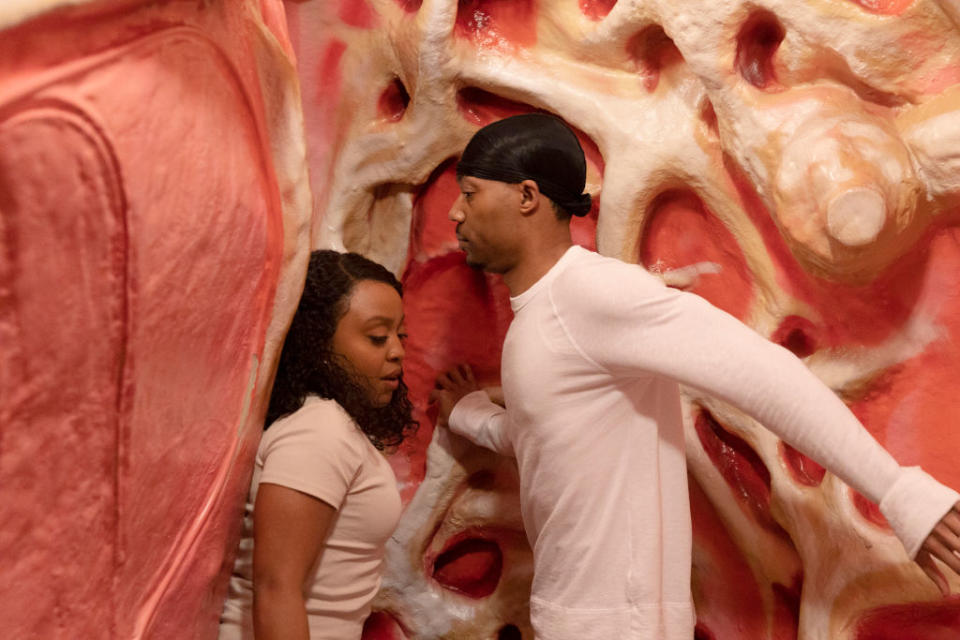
[
  {"x1": 449, "y1": 390, "x2": 498, "y2": 438},
  {"x1": 879, "y1": 466, "x2": 960, "y2": 559}
]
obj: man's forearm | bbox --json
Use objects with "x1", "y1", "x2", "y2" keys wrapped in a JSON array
[{"x1": 449, "y1": 390, "x2": 514, "y2": 456}]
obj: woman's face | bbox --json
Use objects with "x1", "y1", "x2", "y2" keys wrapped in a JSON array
[{"x1": 331, "y1": 280, "x2": 406, "y2": 407}]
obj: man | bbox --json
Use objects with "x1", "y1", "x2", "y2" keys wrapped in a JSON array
[{"x1": 432, "y1": 113, "x2": 960, "y2": 639}]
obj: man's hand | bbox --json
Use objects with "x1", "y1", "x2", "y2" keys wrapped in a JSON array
[
  {"x1": 916, "y1": 501, "x2": 960, "y2": 595},
  {"x1": 431, "y1": 364, "x2": 480, "y2": 428}
]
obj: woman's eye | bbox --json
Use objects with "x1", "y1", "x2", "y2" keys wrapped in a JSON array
[{"x1": 369, "y1": 335, "x2": 388, "y2": 345}]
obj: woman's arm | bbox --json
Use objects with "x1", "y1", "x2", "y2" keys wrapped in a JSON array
[{"x1": 253, "y1": 482, "x2": 336, "y2": 640}]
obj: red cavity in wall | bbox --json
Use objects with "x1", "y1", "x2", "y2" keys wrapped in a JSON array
[
  {"x1": 640, "y1": 189, "x2": 754, "y2": 321},
  {"x1": 780, "y1": 442, "x2": 826, "y2": 487},
  {"x1": 431, "y1": 535, "x2": 504, "y2": 598},
  {"x1": 695, "y1": 411, "x2": 784, "y2": 535},
  {"x1": 394, "y1": 0, "x2": 423, "y2": 12},
  {"x1": 846, "y1": 0, "x2": 915, "y2": 16},
  {"x1": 854, "y1": 596, "x2": 960, "y2": 639},
  {"x1": 851, "y1": 489, "x2": 891, "y2": 530},
  {"x1": 626, "y1": 25, "x2": 683, "y2": 93},
  {"x1": 771, "y1": 315, "x2": 819, "y2": 358},
  {"x1": 397, "y1": 136, "x2": 512, "y2": 495},
  {"x1": 398, "y1": 253, "x2": 512, "y2": 498},
  {"x1": 690, "y1": 477, "x2": 778, "y2": 639},
  {"x1": 378, "y1": 77, "x2": 411, "y2": 122},
  {"x1": 579, "y1": 0, "x2": 617, "y2": 21},
  {"x1": 457, "y1": 87, "x2": 535, "y2": 126},
  {"x1": 361, "y1": 611, "x2": 406, "y2": 640},
  {"x1": 409, "y1": 159, "x2": 460, "y2": 259},
  {"x1": 456, "y1": 0, "x2": 537, "y2": 50},
  {"x1": 735, "y1": 10, "x2": 785, "y2": 90},
  {"x1": 771, "y1": 578, "x2": 803, "y2": 640},
  {"x1": 339, "y1": 0, "x2": 379, "y2": 29},
  {"x1": 700, "y1": 99, "x2": 720, "y2": 137}
]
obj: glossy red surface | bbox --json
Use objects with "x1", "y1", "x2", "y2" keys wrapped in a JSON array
[
  {"x1": 455, "y1": 0, "x2": 537, "y2": 49},
  {"x1": 432, "y1": 536, "x2": 505, "y2": 598},
  {"x1": 695, "y1": 411, "x2": 780, "y2": 533},
  {"x1": 640, "y1": 189, "x2": 754, "y2": 321},
  {"x1": 780, "y1": 442, "x2": 827, "y2": 487}
]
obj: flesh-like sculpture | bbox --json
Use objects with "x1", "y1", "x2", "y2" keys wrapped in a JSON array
[
  {"x1": 284, "y1": 1, "x2": 960, "y2": 638},
  {"x1": 0, "y1": 2, "x2": 310, "y2": 638},
  {"x1": 3, "y1": 0, "x2": 960, "y2": 638}
]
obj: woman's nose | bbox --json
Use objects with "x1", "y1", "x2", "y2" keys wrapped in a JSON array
[{"x1": 388, "y1": 338, "x2": 405, "y2": 362}]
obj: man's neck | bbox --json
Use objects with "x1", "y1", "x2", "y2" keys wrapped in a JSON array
[{"x1": 502, "y1": 238, "x2": 573, "y2": 296}]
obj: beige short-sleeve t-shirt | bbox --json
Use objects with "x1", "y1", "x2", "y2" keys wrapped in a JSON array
[{"x1": 219, "y1": 396, "x2": 402, "y2": 640}]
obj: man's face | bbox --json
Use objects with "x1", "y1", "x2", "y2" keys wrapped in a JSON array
[{"x1": 450, "y1": 175, "x2": 522, "y2": 273}]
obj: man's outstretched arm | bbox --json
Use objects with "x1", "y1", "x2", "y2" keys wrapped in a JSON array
[{"x1": 555, "y1": 258, "x2": 960, "y2": 592}]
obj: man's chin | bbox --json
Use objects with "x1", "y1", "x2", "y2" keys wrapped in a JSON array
[
  {"x1": 463, "y1": 249, "x2": 505, "y2": 274},
  {"x1": 462, "y1": 250, "x2": 486, "y2": 271},
  {"x1": 464, "y1": 256, "x2": 486, "y2": 270}
]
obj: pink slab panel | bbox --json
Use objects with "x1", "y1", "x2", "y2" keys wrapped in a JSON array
[
  {"x1": 0, "y1": 5, "x2": 288, "y2": 637},
  {"x1": 79, "y1": 31, "x2": 282, "y2": 637},
  {"x1": 0, "y1": 104, "x2": 126, "y2": 640}
]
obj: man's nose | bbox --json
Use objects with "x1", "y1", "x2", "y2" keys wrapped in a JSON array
[{"x1": 449, "y1": 196, "x2": 465, "y2": 222}]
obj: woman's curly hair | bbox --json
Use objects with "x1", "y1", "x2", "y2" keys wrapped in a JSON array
[{"x1": 265, "y1": 250, "x2": 417, "y2": 450}]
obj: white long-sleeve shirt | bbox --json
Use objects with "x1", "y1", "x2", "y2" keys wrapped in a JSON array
[{"x1": 449, "y1": 245, "x2": 958, "y2": 640}]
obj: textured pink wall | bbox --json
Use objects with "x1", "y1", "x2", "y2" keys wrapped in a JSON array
[
  {"x1": 0, "y1": 1, "x2": 309, "y2": 638},
  {"x1": 286, "y1": 0, "x2": 960, "y2": 638},
  {"x1": 4, "y1": 0, "x2": 960, "y2": 638}
]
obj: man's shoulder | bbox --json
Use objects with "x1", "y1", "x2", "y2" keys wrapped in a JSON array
[{"x1": 552, "y1": 246, "x2": 664, "y2": 299}]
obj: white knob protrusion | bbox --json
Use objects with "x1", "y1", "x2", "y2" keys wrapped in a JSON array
[{"x1": 826, "y1": 187, "x2": 887, "y2": 247}]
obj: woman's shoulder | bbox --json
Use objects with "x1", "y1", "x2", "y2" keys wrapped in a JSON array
[{"x1": 260, "y1": 397, "x2": 362, "y2": 453}]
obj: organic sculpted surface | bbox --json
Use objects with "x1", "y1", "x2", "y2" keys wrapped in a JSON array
[
  {"x1": 3, "y1": 0, "x2": 960, "y2": 638},
  {"x1": 286, "y1": 1, "x2": 960, "y2": 639},
  {"x1": 0, "y1": 2, "x2": 310, "y2": 638}
]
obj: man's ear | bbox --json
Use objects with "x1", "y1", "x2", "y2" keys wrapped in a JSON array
[{"x1": 518, "y1": 179, "x2": 541, "y2": 216}]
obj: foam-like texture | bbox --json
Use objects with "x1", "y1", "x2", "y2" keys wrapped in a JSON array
[
  {"x1": 284, "y1": 1, "x2": 960, "y2": 638},
  {"x1": 4, "y1": 0, "x2": 960, "y2": 638}
]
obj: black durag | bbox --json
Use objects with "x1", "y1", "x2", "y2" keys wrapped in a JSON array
[{"x1": 456, "y1": 113, "x2": 593, "y2": 217}]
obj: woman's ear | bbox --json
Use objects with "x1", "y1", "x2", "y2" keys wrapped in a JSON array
[{"x1": 518, "y1": 179, "x2": 541, "y2": 215}]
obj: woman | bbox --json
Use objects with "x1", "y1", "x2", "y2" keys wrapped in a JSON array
[{"x1": 219, "y1": 250, "x2": 416, "y2": 640}]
